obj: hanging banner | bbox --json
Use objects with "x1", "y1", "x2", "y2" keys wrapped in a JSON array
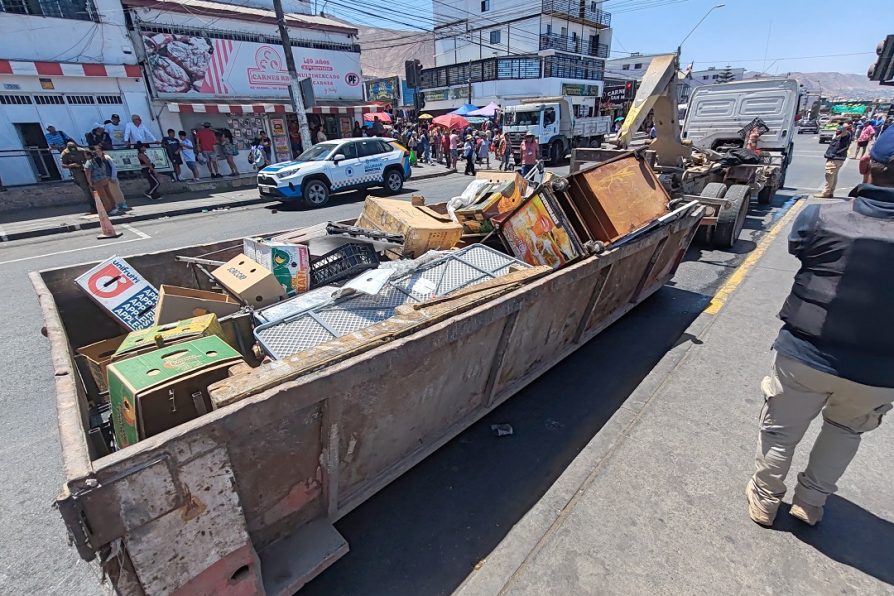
[
  {"x1": 364, "y1": 77, "x2": 400, "y2": 101},
  {"x1": 142, "y1": 33, "x2": 362, "y2": 101},
  {"x1": 400, "y1": 81, "x2": 415, "y2": 107}
]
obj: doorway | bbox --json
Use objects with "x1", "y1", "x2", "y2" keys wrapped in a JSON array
[{"x1": 15, "y1": 122, "x2": 61, "y2": 181}]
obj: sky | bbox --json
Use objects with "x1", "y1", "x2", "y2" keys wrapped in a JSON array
[{"x1": 321, "y1": 0, "x2": 891, "y2": 75}]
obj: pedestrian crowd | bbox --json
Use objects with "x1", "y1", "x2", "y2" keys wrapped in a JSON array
[{"x1": 819, "y1": 114, "x2": 892, "y2": 198}]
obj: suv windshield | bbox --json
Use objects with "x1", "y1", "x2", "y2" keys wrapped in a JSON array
[
  {"x1": 506, "y1": 110, "x2": 540, "y2": 127},
  {"x1": 297, "y1": 143, "x2": 337, "y2": 161}
]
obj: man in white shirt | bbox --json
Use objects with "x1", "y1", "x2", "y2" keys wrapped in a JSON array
[
  {"x1": 104, "y1": 114, "x2": 128, "y2": 148},
  {"x1": 124, "y1": 114, "x2": 157, "y2": 146}
]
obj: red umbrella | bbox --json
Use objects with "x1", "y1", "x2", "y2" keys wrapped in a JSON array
[
  {"x1": 363, "y1": 112, "x2": 392, "y2": 123},
  {"x1": 432, "y1": 114, "x2": 470, "y2": 130}
]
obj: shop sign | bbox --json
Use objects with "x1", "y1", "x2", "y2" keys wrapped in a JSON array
[
  {"x1": 141, "y1": 33, "x2": 362, "y2": 101},
  {"x1": 425, "y1": 88, "x2": 449, "y2": 102},
  {"x1": 269, "y1": 117, "x2": 291, "y2": 162},
  {"x1": 562, "y1": 83, "x2": 600, "y2": 97},
  {"x1": 450, "y1": 87, "x2": 467, "y2": 99},
  {"x1": 602, "y1": 83, "x2": 632, "y2": 102},
  {"x1": 107, "y1": 147, "x2": 172, "y2": 173},
  {"x1": 830, "y1": 102, "x2": 869, "y2": 115},
  {"x1": 365, "y1": 76, "x2": 400, "y2": 101}
]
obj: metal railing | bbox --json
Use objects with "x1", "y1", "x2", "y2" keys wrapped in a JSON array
[
  {"x1": 419, "y1": 55, "x2": 542, "y2": 90},
  {"x1": 0, "y1": 0, "x2": 99, "y2": 22},
  {"x1": 541, "y1": 0, "x2": 612, "y2": 28},
  {"x1": 539, "y1": 34, "x2": 610, "y2": 58}
]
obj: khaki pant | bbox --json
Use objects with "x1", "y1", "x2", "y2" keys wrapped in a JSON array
[
  {"x1": 821, "y1": 159, "x2": 844, "y2": 197},
  {"x1": 751, "y1": 353, "x2": 894, "y2": 509},
  {"x1": 92, "y1": 178, "x2": 118, "y2": 213}
]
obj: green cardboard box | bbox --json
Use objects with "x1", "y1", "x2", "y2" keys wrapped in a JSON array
[
  {"x1": 108, "y1": 335, "x2": 244, "y2": 448},
  {"x1": 112, "y1": 313, "x2": 223, "y2": 362}
]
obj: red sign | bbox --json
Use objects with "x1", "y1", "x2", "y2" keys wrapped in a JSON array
[{"x1": 87, "y1": 263, "x2": 134, "y2": 299}]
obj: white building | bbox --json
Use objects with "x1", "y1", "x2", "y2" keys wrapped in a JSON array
[
  {"x1": 0, "y1": 0, "x2": 151, "y2": 186},
  {"x1": 604, "y1": 52, "x2": 662, "y2": 82},
  {"x1": 127, "y1": 0, "x2": 369, "y2": 171},
  {"x1": 422, "y1": 0, "x2": 613, "y2": 115},
  {"x1": 691, "y1": 65, "x2": 745, "y2": 84}
]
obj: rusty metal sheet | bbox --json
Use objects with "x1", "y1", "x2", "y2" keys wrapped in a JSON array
[{"x1": 567, "y1": 153, "x2": 670, "y2": 243}]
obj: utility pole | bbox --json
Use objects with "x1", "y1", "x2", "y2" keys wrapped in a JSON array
[{"x1": 272, "y1": 0, "x2": 313, "y2": 153}]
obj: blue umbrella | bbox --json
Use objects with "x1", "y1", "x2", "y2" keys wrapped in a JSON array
[{"x1": 449, "y1": 104, "x2": 480, "y2": 116}]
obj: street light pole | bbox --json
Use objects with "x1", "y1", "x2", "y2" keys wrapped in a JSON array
[
  {"x1": 272, "y1": 0, "x2": 313, "y2": 153},
  {"x1": 677, "y1": 4, "x2": 725, "y2": 58}
]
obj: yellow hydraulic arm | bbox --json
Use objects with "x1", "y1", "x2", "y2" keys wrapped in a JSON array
[{"x1": 615, "y1": 53, "x2": 691, "y2": 167}]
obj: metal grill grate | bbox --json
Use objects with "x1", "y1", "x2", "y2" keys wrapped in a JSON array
[{"x1": 254, "y1": 245, "x2": 528, "y2": 360}]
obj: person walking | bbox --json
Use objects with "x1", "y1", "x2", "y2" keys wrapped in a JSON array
[
  {"x1": 195, "y1": 123, "x2": 220, "y2": 178},
  {"x1": 85, "y1": 124, "x2": 113, "y2": 150},
  {"x1": 352, "y1": 121, "x2": 363, "y2": 137},
  {"x1": 746, "y1": 126, "x2": 894, "y2": 528},
  {"x1": 419, "y1": 128, "x2": 431, "y2": 164},
  {"x1": 85, "y1": 145, "x2": 130, "y2": 215},
  {"x1": 463, "y1": 135, "x2": 476, "y2": 176},
  {"x1": 817, "y1": 124, "x2": 852, "y2": 198},
  {"x1": 124, "y1": 114, "x2": 157, "y2": 146},
  {"x1": 442, "y1": 130, "x2": 452, "y2": 167},
  {"x1": 498, "y1": 133, "x2": 512, "y2": 171},
  {"x1": 136, "y1": 143, "x2": 161, "y2": 200},
  {"x1": 161, "y1": 129, "x2": 183, "y2": 181},
  {"x1": 478, "y1": 133, "x2": 490, "y2": 168},
  {"x1": 519, "y1": 131, "x2": 539, "y2": 177},
  {"x1": 855, "y1": 121, "x2": 875, "y2": 159},
  {"x1": 217, "y1": 128, "x2": 240, "y2": 176},
  {"x1": 59, "y1": 141, "x2": 94, "y2": 213},
  {"x1": 449, "y1": 129, "x2": 460, "y2": 170},
  {"x1": 105, "y1": 114, "x2": 127, "y2": 148},
  {"x1": 45, "y1": 126, "x2": 73, "y2": 151},
  {"x1": 178, "y1": 131, "x2": 200, "y2": 181},
  {"x1": 248, "y1": 136, "x2": 270, "y2": 171}
]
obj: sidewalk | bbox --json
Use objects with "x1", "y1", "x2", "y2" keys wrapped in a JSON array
[
  {"x1": 456, "y1": 198, "x2": 894, "y2": 595},
  {"x1": 0, "y1": 167, "x2": 455, "y2": 242}
]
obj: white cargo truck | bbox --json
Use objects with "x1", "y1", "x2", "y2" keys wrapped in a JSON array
[{"x1": 503, "y1": 97, "x2": 611, "y2": 164}]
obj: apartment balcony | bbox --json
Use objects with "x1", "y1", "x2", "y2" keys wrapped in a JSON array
[
  {"x1": 541, "y1": 0, "x2": 611, "y2": 28},
  {"x1": 0, "y1": 0, "x2": 99, "y2": 22},
  {"x1": 539, "y1": 34, "x2": 609, "y2": 58}
]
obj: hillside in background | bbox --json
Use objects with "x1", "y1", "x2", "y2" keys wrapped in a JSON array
[{"x1": 746, "y1": 71, "x2": 894, "y2": 101}]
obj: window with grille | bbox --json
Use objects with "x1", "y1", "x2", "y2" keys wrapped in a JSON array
[
  {"x1": 0, "y1": 94, "x2": 32, "y2": 105},
  {"x1": 97, "y1": 95, "x2": 123, "y2": 104},
  {"x1": 544, "y1": 54, "x2": 603, "y2": 80},
  {"x1": 496, "y1": 57, "x2": 542, "y2": 79},
  {"x1": 0, "y1": 0, "x2": 99, "y2": 22},
  {"x1": 66, "y1": 95, "x2": 95, "y2": 105},
  {"x1": 34, "y1": 95, "x2": 65, "y2": 105}
]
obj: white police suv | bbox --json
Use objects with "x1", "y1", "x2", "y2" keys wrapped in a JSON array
[{"x1": 257, "y1": 137, "x2": 411, "y2": 208}]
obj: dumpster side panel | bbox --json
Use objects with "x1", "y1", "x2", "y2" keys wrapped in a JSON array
[{"x1": 335, "y1": 317, "x2": 507, "y2": 500}]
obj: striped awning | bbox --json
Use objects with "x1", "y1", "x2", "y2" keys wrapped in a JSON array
[
  {"x1": 166, "y1": 102, "x2": 384, "y2": 115},
  {"x1": 0, "y1": 60, "x2": 141, "y2": 78}
]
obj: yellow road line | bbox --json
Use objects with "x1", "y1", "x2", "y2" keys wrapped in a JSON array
[{"x1": 704, "y1": 198, "x2": 807, "y2": 315}]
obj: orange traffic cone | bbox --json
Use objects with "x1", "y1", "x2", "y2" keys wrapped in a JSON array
[{"x1": 94, "y1": 190, "x2": 122, "y2": 240}]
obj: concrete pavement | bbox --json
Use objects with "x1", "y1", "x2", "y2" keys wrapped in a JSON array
[{"x1": 453, "y1": 196, "x2": 893, "y2": 595}]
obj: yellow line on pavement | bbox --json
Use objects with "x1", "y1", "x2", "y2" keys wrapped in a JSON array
[{"x1": 704, "y1": 198, "x2": 807, "y2": 315}]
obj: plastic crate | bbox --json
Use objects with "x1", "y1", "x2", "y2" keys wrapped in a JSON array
[{"x1": 310, "y1": 243, "x2": 380, "y2": 287}]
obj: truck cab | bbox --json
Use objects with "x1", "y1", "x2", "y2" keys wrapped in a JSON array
[{"x1": 503, "y1": 98, "x2": 610, "y2": 164}]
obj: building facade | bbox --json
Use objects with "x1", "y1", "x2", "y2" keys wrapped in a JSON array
[
  {"x1": 0, "y1": 0, "x2": 150, "y2": 186},
  {"x1": 421, "y1": 0, "x2": 613, "y2": 115}
]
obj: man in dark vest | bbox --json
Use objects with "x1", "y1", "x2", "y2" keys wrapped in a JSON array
[{"x1": 746, "y1": 126, "x2": 894, "y2": 527}]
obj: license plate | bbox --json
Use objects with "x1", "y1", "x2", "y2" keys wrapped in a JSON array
[{"x1": 260, "y1": 187, "x2": 270, "y2": 194}]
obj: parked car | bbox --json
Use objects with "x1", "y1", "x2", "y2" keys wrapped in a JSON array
[
  {"x1": 797, "y1": 119, "x2": 819, "y2": 134},
  {"x1": 818, "y1": 124, "x2": 838, "y2": 144},
  {"x1": 257, "y1": 137, "x2": 411, "y2": 207}
]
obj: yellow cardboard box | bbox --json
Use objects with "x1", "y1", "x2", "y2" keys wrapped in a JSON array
[{"x1": 356, "y1": 197, "x2": 463, "y2": 257}]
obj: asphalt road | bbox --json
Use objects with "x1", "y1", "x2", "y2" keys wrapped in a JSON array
[{"x1": 0, "y1": 133, "x2": 863, "y2": 595}]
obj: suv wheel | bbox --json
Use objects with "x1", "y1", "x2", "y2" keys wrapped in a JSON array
[
  {"x1": 384, "y1": 168, "x2": 404, "y2": 194},
  {"x1": 303, "y1": 179, "x2": 330, "y2": 208}
]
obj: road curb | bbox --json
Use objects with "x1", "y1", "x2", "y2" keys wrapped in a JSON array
[{"x1": 1, "y1": 169, "x2": 457, "y2": 242}]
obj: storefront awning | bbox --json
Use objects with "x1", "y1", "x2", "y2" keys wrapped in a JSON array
[
  {"x1": 0, "y1": 60, "x2": 141, "y2": 78},
  {"x1": 166, "y1": 102, "x2": 385, "y2": 115}
]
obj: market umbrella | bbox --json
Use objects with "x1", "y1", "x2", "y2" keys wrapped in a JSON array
[
  {"x1": 364, "y1": 112, "x2": 392, "y2": 123},
  {"x1": 418, "y1": 113, "x2": 434, "y2": 120},
  {"x1": 467, "y1": 102, "x2": 499, "y2": 117},
  {"x1": 614, "y1": 116, "x2": 625, "y2": 121},
  {"x1": 449, "y1": 104, "x2": 480, "y2": 116},
  {"x1": 432, "y1": 113, "x2": 470, "y2": 130}
]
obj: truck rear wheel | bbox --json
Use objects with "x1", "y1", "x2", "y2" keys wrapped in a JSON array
[
  {"x1": 549, "y1": 142, "x2": 563, "y2": 165},
  {"x1": 757, "y1": 183, "x2": 774, "y2": 205},
  {"x1": 694, "y1": 183, "x2": 727, "y2": 244},
  {"x1": 714, "y1": 184, "x2": 750, "y2": 249}
]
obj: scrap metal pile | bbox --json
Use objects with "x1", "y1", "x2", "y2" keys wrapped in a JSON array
[{"x1": 73, "y1": 152, "x2": 686, "y2": 454}]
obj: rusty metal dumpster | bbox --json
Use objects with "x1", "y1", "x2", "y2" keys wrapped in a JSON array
[{"x1": 33, "y1": 197, "x2": 703, "y2": 594}]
